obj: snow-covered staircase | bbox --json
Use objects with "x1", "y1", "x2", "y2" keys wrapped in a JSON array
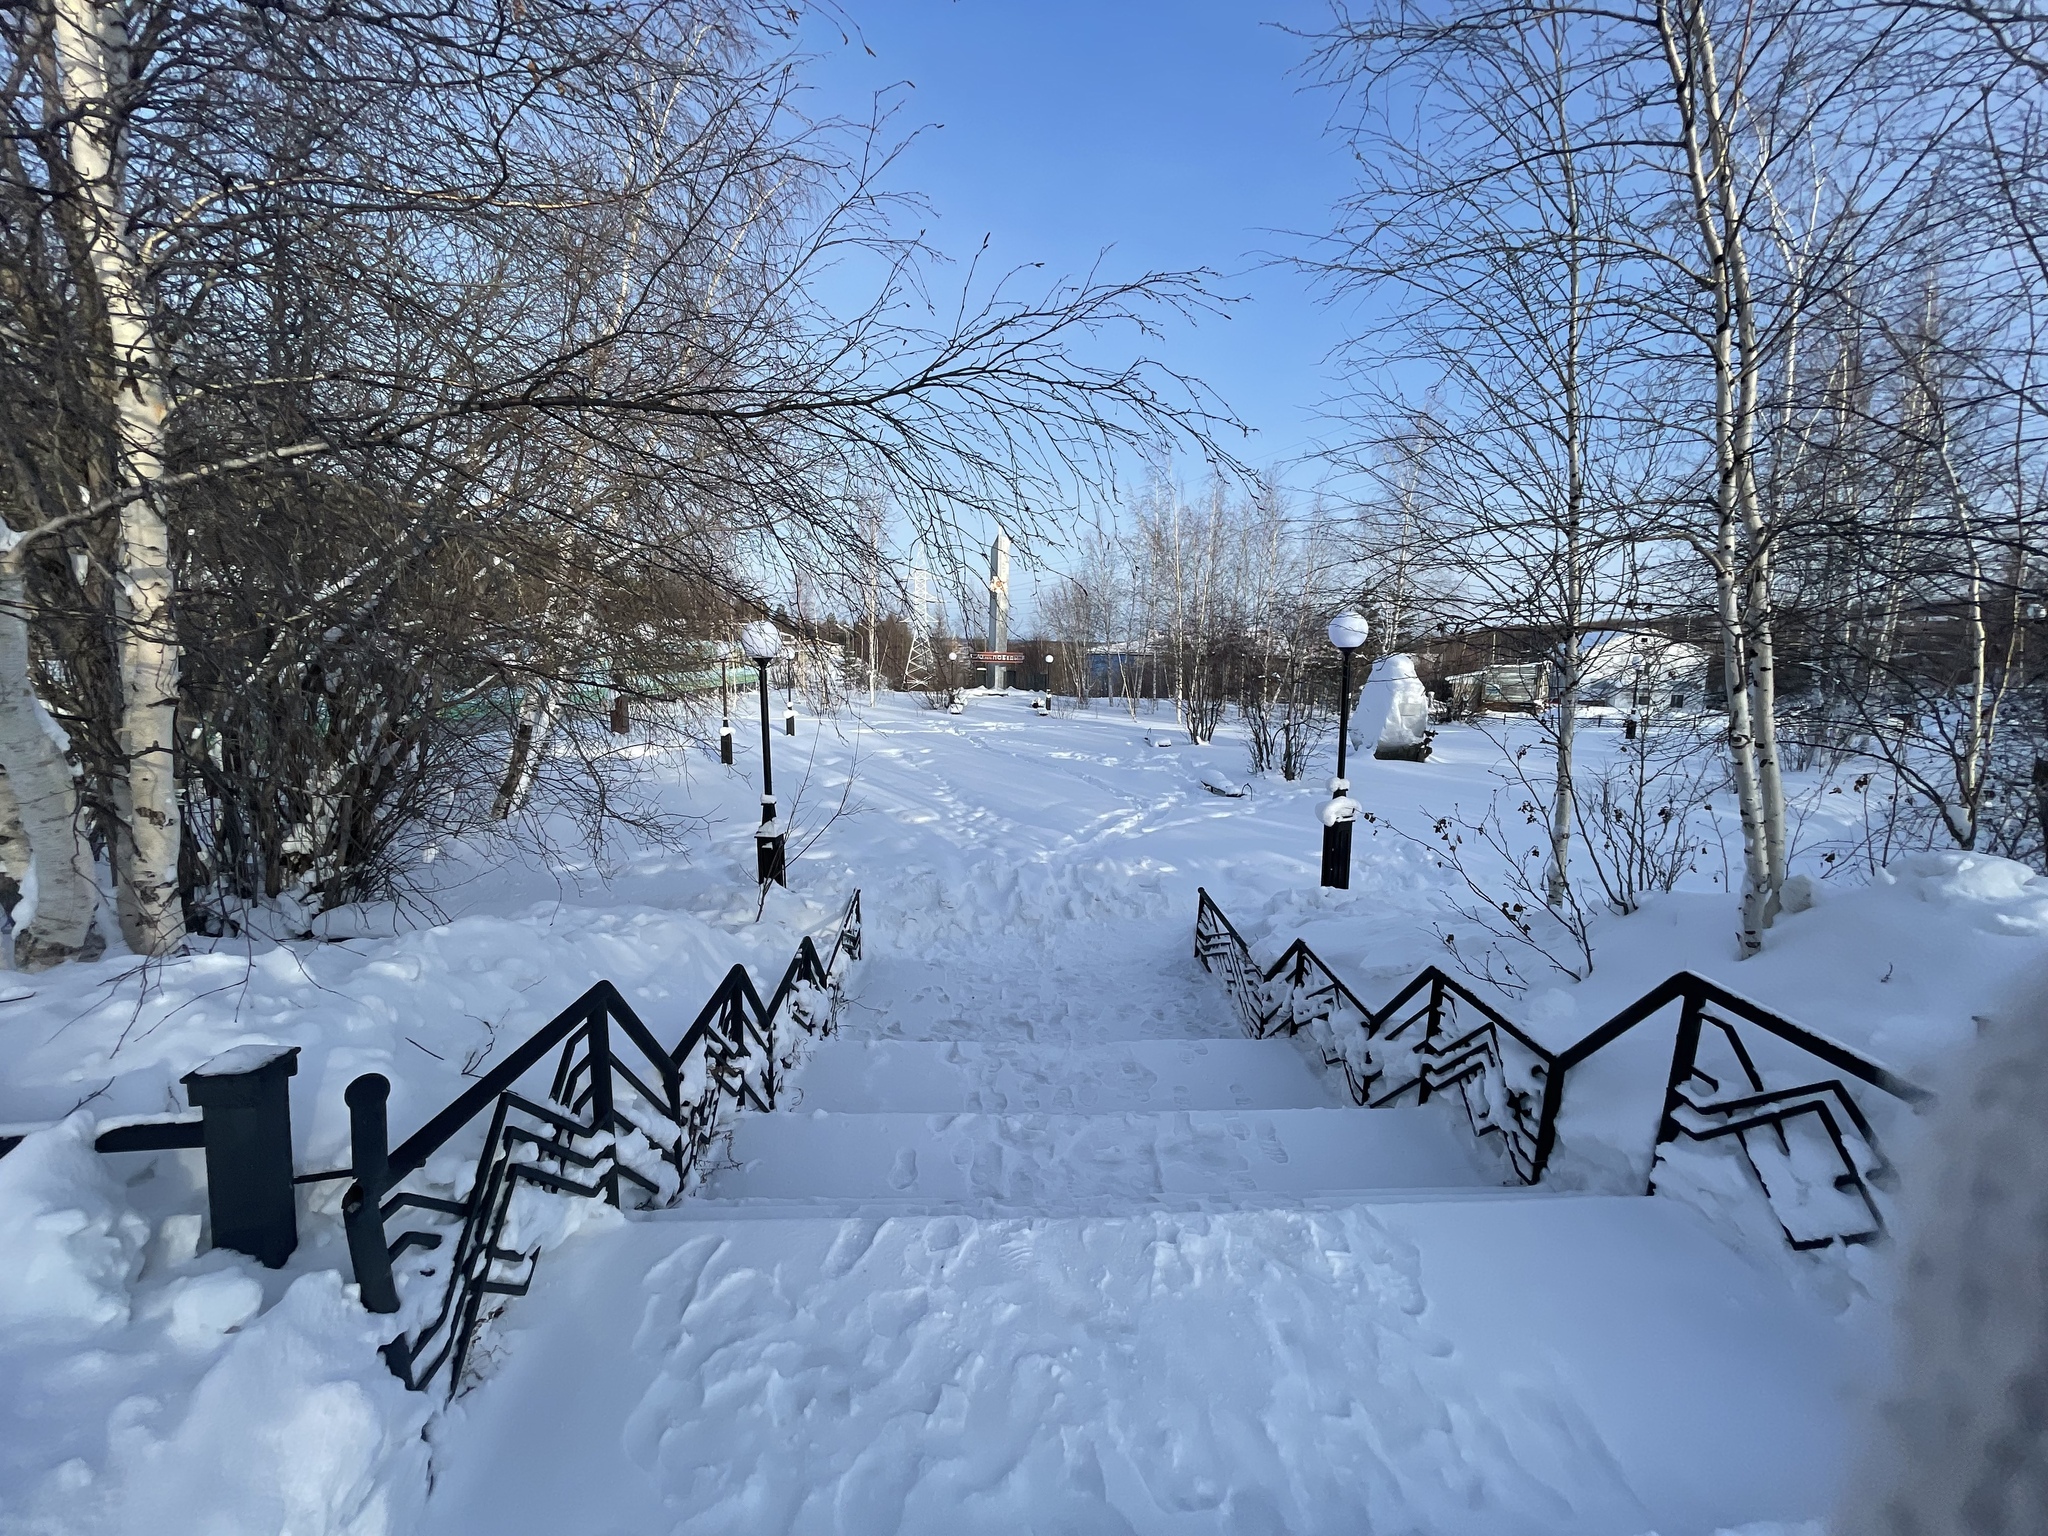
[
  {"x1": 703, "y1": 1036, "x2": 1503, "y2": 1210},
  {"x1": 421, "y1": 923, "x2": 1857, "y2": 1536}
]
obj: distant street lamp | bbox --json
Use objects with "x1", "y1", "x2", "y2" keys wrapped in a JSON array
[
  {"x1": 718, "y1": 645, "x2": 734, "y2": 764},
  {"x1": 784, "y1": 653, "x2": 797, "y2": 735},
  {"x1": 1322, "y1": 609, "x2": 1371, "y2": 889},
  {"x1": 741, "y1": 621, "x2": 787, "y2": 886}
]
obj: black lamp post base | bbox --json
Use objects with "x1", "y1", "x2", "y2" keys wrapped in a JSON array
[
  {"x1": 1320, "y1": 818, "x2": 1353, "y2": 890},
  {"x1": 757, "y1": 831, "x2": 787, "y2": 886},
  {"x1": 719, "y1": 727, "x2": 733, "y2": 764}
]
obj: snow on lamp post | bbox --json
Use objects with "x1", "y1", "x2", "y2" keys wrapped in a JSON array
[
  {"x1": 741, "y1": 621, "x2": 787, "y2": 886},
  {"x1": 1322, "y1": 609, "x2": 1370, "y2": 890}
]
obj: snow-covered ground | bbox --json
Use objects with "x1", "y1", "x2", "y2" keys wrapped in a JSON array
[{"x1": 4, "y1": 692, "x2": 2044, "y2": 1533}]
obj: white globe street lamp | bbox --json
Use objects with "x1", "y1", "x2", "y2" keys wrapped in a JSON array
[
  {"x1": 740, "y1": 622, "x2": 787, "y2": 886},
  {"x1": 1322, "y1": 609, "x2": 1370, "y2": 890},
  {"x1": 1327, "y1": 609, "x2": 1372, "y2": 652}
]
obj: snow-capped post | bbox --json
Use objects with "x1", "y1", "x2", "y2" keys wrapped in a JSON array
[
  {"x1": 742, "y1": 622, "x2": 788, "y2": 885},
  {"x1": 1322, "y1": 610, "x2": 1371, "y2": 889},
  {"x1": 719, "y1": 648, "x2": 734, "y2": 765},
  {"x1": 181, "y1": 1046, "x2": 302, "y2": 1268},
  {"x1": 784, "y1": 653, "x2": 797, "y2": 737}
]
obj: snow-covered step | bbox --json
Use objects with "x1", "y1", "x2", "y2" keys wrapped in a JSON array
[
  {"x1": 843, "y1": 954, "x2": 1242, "y2": 1043},
  {"x1": 424, "y1": 1194, "x2": 1853, "y2": 1535},
  {"x1": 667, "y1": 1184, "x2": 1558, "y2": 1223},
  {"x1": 702, "y1": 1105, "x2": 1506, "y2": 1207},
  {"x1": 787, "y1": 1037, "x2": 1344, "y2": 1114}
]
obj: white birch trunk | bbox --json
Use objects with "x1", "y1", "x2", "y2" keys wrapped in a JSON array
[
  {"x1": 1659, "y1": 0, "x2": 1780, "y2": 952},
  {"x1": 0, "y1": 562, "x2": 101, "y2": 967},
  {"x1": 492, "y1": 686, "x2": 558, "y2": 820},
  {"x1": 1930, "y1": 427, "x2": 2005, "y2": 851},
  {"x1": 50, "y1": 0, "x2": 184, "y2": 956},
  {"x1": 1547, "y1": 91, "x2": 1589, "y2": 915}
]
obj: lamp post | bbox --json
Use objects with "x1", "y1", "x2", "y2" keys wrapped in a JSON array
[
  {"x1": 784, "y1": 653, "x2": 797, "y2": 736},
  {"x1": 1321, "y1": 609, "x2": 1371, "y2": 889},
  {"x1": 741, "y1": 621, "x2": 787, "y2": 885},
  {"x1": 718, "y1": 646, "x2": 734, "y2": 764}
]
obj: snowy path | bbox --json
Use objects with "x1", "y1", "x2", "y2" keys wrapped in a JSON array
[
  {"x1": 10, "y1": 699, "x2": 2034, "y2": 1536},
  {"x1": 421, "y1": 720, "x2": 1853, "y2": 1535}
]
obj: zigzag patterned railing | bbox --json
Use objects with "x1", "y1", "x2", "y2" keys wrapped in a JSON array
[
  {"x1": 1194, "y1": 887, "x2": 1929, "y2": 1247},
  {"x1": 342, "y1": 890, "x2": 861, "y2": 1393}
]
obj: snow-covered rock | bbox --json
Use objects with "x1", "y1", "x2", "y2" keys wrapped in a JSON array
[{"x1": 1352, "y1": 654, "x2": 1433, "y2": 761}]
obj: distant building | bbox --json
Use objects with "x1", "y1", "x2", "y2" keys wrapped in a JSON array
[
  {"x1": 1085, "y1": 642, "x2": 1165, "y2": 699},
  {"x1": 1574, "y1": 633, "x2": 1712, "y2": 713},
  {"x1": 1443, "y1": 661, "x2": 1549, "y2": 712}
]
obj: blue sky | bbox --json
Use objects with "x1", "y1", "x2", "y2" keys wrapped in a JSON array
[{"x1": 796, "y1": 1, "x2": 1366, "y2": 554}]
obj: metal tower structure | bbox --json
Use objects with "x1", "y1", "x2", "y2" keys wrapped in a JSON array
[{"x1": 905, "y1": 563, "x2": 936, "y2": 696}]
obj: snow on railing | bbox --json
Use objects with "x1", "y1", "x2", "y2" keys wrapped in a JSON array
[{"x1": 1192, "y1": 887, "x2": 1930, "y2": 1250}]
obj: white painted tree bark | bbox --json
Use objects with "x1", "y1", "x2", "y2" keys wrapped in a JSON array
[
  {"x1": 0, "y1": 558, "x2": 101, "y2": 967},
  {"x1": 50, "y1": 0, "x2": 185, "y2": 957}
]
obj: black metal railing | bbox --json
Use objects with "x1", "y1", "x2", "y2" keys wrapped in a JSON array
[
  {"x1": 1646, "y1": 984, "x2": 1912, "y2": 1248},
  {"x1": 1196, "y1": 892, "x2": 1559, "y2": 1181},
  {"x1": 342, "y1": 890, "x2": 861, "y2": 1394},
  {"x1": 1193, "y1": 887, "x2": 1929, "y2": 1247}
]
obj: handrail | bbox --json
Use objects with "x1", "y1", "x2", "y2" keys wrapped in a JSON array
[
  {"x1": 378, "y1": 891, "x2": 860, "y2": 1182},
  {"x1": 340, "y1": 888, "x2": 862, "y2": 1394},
  {"x1": 1193, "y1": 887, "x2": 1930, "y2": 1245},
  {"x1": 383, "y1": 981, "x2": 672, "y2": 1184}
]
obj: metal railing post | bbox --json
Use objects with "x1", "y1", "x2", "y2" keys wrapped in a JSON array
[
  {"x1": 1416, "y1": 977, "x2": 1444, "y2": 1105},
  {"x1": 584, "y1": 1002, "x2": 621, "y2": 1204},
  {"x1": 587, "y1": 1003, "x2": 615, "y2": 1128},
  {"x1": 1648, "y1": 987, "x2": 1709, "y2": 1195},
  {"x1": 343, "y1": 1073, "x2": 401, "y2": 1313}
]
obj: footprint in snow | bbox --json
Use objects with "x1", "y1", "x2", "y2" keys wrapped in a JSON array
[
  {"x1": 889, "y1": 1148, "x2": 918, "y2": 1191},
  {"x1": 822, "y1": 1219, "x2": 885, "y2": 1279}
]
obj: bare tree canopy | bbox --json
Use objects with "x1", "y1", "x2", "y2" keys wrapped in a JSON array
[
  {"x1": 1298, "y1": 0, "x2": 2048, "y2": 958},
  {"x1": 0, "y1": 0, "x2": 1241, "y2": 960}
]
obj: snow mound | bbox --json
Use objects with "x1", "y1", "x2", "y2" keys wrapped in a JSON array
[
  {"x1": 0, "y1": 1118, "x2": 428, "y2": 1535},
  {"x1": 93, "y1": 1272, "x2": 429, "y2": 1536},
  {"x1": 1888, "y1": 850, "x2": 2048, "y2": 930},
  {"x1": 0, "y1": 1113, "x2": 147, "y2": 1344},
  {"x1": 1352, "y1": 653, "x2": 1432, "y2": 758}
]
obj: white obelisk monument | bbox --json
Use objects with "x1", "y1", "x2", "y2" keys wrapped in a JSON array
[{"x1": 986, "y1": 528, "x2": 1012, "y2": 691}]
